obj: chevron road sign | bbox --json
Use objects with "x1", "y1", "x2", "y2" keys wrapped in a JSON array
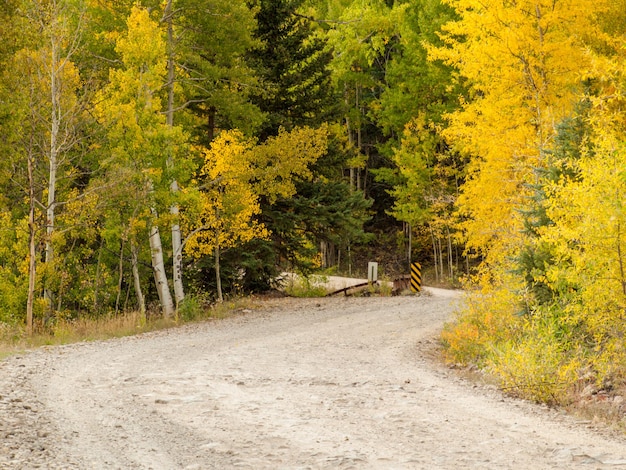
[{"x1": 410, "y1": 262, "x2": 422, "y2": 293}]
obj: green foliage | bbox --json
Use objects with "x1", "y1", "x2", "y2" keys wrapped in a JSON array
[
  {"x1": 375, "y1": 0, "x2": 461, "y2": 133},
  {"x1": 0, "y1": 214, "x2": 30, "y2": 324},
  {"x1": 283, "y1": 274, "x2": 330, "y2": 297},
  {"x1": 515, "y1": 111, "x2": 590, "y2": 312},
  {"x1": 3, "y1": 2, "x2": 625, "y2": 418},
  {"x1": 263, "y1": 179, "x2": 373, "y2": 263},
  {"x1": 176, "y1": 293, "x2": 209, "y2": 322},
  {"x1": 177, "y1": 0, "x2": 263, "y2": 139},
  {"x1": 248, "y1": 0, "x2": 336, "y2": 139}
]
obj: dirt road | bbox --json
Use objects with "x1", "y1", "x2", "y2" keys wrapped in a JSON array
[{"x1": 2, "y1": 289, "x2": 626, "y2": 469}]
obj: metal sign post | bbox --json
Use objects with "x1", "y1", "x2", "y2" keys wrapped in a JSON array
[{"x1": 368, "y1": 262, "x2": 378, "y2": 284}]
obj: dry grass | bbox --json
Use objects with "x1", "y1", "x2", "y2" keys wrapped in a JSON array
[
  {"x1": 0, "y1": 297, "x2": 256, "y2": 359},
  {"x1": 565, "y1": 381, "x2": 626, "y2": 435}
]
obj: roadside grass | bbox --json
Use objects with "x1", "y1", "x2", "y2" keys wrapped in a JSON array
[
  {"x1": 0, "y1": 296, "x2": 256, "y2": 358},
  {"x1": 444, "y1": 354, "x2": 626, "y2": 436},
  {"x1": 566, "y1": 386, "x2": 626, "y2": 435},
  {"x1": 0, "y1": 273, "x2": 400, "y2": 357},
  {"x1": 440, "y1": 283, "x2": 626, "y2": 436},
  {"x1": 282, "y1": 274, "x2": 330, "y2": 297}
]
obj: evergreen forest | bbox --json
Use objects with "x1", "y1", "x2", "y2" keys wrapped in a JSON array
[{"x1": 2, "y1": 0, "x2": 626, "y2": 405}]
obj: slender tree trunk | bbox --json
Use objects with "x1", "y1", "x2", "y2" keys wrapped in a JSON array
[
  {"x1": 320, "y1": 240, "x2": 336, "y2": 268},
  {"x1": 348, "y1": 244, "x2": 352, "y2": 277},
  {"x1": 115, "y1": 238, "x2": 125, "y2": 315},
  {"x1": 44, "y1": 31, "x2": 61, "y2": 313},
  {"x1": 405, "y1": 222, "x2": 412, "y2": 265},
  {"x1": 93, "y1": 238, "x2": 104, "y2": 313},
  {"x1": 447, "y1": 226, "x2": 453, "y2": 279},
  {"x1": 149, "y1": 215, "x2": 175, "y2": 317},
  {"x1": 358, "y1": 167, "x2": 363, "y2": 192},
  {"x1": 26, "y1": 149, "x2": 37, "y2": 335},
  {"x1": 170, "y1": 182, "x2": 184, "y2": 305},
  {"x1": 215, "y1": 244, "x2": 223, "y2": 303},
  {"x1": 438, "y1": 237, "x2": 444, "y2": 281},
  {"x1": 430, "y1": 226, "x2": 439, "y2": 283},
  {"x1": 163, "y1": 0, "x2": 185, "y2": 307},
  {"x1": 131, "y1": 242, "x2": 146, "y2": 316},
  {"x1": 349, "y1": 168, "x2": 356, "y2": 192},
  {"x1": 124, "y1": 282, "x2": 131, "y2": 312}
]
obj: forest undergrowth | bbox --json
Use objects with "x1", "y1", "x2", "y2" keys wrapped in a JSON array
[
  {"x1": 0, "y1": 296, "x2": 256, "y2": 360},
  {"x1": 441, "y1": 284, "x2": 626, "y2": 435}
]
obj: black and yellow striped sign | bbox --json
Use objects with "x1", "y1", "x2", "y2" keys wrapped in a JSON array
[{"x1": 410, "y1": 262, "x2": 422, "y2": 293}]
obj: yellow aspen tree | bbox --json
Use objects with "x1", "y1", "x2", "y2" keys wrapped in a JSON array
[
  {"x1": 162, "y1": 0, "x2": 187, "y2": 308},
  {"x1": 538, "y1": 31, "x2": 626, "y2": 381},
  {"x1": 439, "y1": 1, "x2": 626, "y2": 400},
  {"x1": 250, "y1": 126, "x2": 329, "y2": 203},
  {"x1": 431, "y1": 0, "x2": 609, "y2": 268},
  {"x1": 95, "y1": 5, "x2": 186, "y2": 318},
  {"x1": 5, "y1": 0, "x2": 86, "y2": 331},
  {"x1": 184, "y1": 131, "x2": 268, "y2": 302},
  {"x1": 184, "y1": 125, "x2": 327, "y2": 302}
]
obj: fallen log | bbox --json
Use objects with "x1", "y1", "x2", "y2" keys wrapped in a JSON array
[{"x1": 326, "y1": 281, "x2": 375, "y2": 297}]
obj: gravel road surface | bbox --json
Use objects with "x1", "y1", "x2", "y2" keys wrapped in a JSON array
[{"x1": 1, "y1": 288, "x2": 626, "y2": 469}]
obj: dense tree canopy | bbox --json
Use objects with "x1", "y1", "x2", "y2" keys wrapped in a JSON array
[
  {"x1": 438, "y1": 0, "x2": 626, "y2": 404},
  {"x1": 2, "y1": 0, "x2": 626, "y2": 407}
]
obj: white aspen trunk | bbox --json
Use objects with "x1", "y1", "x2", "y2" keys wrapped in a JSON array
[
  {"x1": 349, "y1": 167, "x2": 356, "y2": 192},
  {"x1": 149, "y1": 219, "x2": 175, "y2": 318},
  {"x1": 27, "y1": 149, "x2": 36, "y2": 335},
  {"x1": 171, "y1": 182, "x2": 184, "y2": 304},
  {"x1": 405, "y1": 222, "x2": 412, "y2": 265},
  {"x1": 163, "y1": 0, "x2": 185, "y2": 306},
  {"x1": 131, "y1": 243, "x2": 146, "y2": 316},
  {"x1": 44, "y1": 29, "x2": 61, "y2": 311}
]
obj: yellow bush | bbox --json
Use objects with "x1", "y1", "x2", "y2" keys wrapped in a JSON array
[
  {"x1": 487, "y1": 333, "x2": 581, "y2": 405},
  {"x1": 591, "y1": 337, "x2": 626, "y2": 389},
  {"x1": 441, "y1": 285, "x2": 521, "y2": 366}
]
